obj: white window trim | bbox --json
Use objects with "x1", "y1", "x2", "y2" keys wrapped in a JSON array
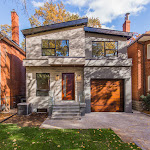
[
  {"x1": 148, "y1": 76, "x2": 150, "y2": 91},
  {"x1": 147, "y1": 44, "x2": 150, "y2": 59}
]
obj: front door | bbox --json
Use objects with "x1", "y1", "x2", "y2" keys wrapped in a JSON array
[{"x1": 62, "y1": 73, "x2": 75, "y2": 100}]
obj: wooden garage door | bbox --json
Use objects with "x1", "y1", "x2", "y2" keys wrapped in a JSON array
[{"x1": 91, "y1": 79, "x2": 124, "y2": 112}]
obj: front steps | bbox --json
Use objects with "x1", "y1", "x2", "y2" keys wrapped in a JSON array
[{"x1": 51, "y1": 103, "x2": 81, "y2": 120}]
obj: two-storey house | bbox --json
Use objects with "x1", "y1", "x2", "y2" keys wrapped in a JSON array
[{"x1": 22, "y1": 17, "x2": 133, "y2": 119}]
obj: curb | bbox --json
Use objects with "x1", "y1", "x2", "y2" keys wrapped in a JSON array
[
  {"x1": 0, "y1": 113, "x2": 17, "y2": 123},
  {"x1": 134, "y1": 141, "x2": 146, "y2": 150},
  {"x1": 140, "y1": 112, "x2": 150, "y2": 117}
]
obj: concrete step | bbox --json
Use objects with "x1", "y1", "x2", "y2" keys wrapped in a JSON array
[
  {"x1": 53, "y1": 105, "x2": 80, "y2": 109},
  {"x1": 52, "y1": 112, "x2": 80, "y2": 117},
  {"x1": 53, "y1": 110, "x2": 80, "y2": 113},
  {"x1": 51, "y1": 116, "x2": 81, "y2": 120},
  {"x1": 53, "y1": 108, "x2": 80, "y2": 111}
]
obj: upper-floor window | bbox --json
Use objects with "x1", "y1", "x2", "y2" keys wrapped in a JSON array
[
  {"x1": 92, "y1": 41, "x2": 118, "y2": 57},
  {"x1": 36, "y1": 73, "x2": 50, "y2": 96},
  {"x1": 42, "y1": 40, "x2": 69, "y2": 56},
  {"x1": 147, "y1": 44, "x2": 150, "y2": 59}
]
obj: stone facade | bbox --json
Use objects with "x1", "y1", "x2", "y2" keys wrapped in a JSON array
[
  {"x1": 26, "y1": 66, "x2": 84, "y2": 112},
  {"x1": 24, "y1": 24, "x2": 132, "y2": 113},
  {"x1": 26, "y1": 26, "x2": 85, "y2": 59},
  {"x1": 84, "y1": 33, "x2": 132, "y2": 113}
]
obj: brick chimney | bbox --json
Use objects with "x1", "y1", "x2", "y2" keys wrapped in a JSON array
[
  {"x1": 123, "y1": 13, "x2": 130, "y2": 32},
  {"x1": 11, "y1": 9, "x2": 19, "y2": 45}
]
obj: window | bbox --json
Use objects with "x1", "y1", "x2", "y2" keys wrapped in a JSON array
[
  {"x1": 42, "y1": 40, "x2": 69, "y2": 56},
  {"x1": 148, "y1": 76, "x2": 150, "y2": 91},
  {"x1": 92, "y1": 41, "x2": 118, "y2": 57},
  {"x1": 147, "y1": 44, "x2": 150, "y2": 59},
  {"x1": 36, "y1": 73, "x2": 50, "y2": 96}
]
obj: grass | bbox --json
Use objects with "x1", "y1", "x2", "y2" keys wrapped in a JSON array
[{"x1": 0, "y1": 124, "x2": 141, "y2": 150}]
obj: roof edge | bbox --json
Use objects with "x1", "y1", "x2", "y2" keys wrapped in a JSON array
[
  {"x1": 22, "y1": 18, "x2": 88, "y2": 36},
  {"x1": 84, "y1": 27, "x2": 133, "y2": 40},
  {"x1": 0, "y1": 32, "x2": 25, "y2": 56},
  {"x1": 127, "y1": 34, "x2": 150, "y2": 47}
]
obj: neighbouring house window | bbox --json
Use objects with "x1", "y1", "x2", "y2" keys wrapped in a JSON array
[
  {"x1": 148, "y1": 76, "x2": 150, "y2": 91},
  {"x1": 147, "y1": 44, "x2": 150, "y2": 59},
  {"x1": 92, "y1": 41, "x2": 118, "y2": 57},
  {"x1": 42, "y1": 40, "x2": 69, "y2": 56},
  {"x1": 36, "y1": 73, "x2": 50, "y2": 96}
]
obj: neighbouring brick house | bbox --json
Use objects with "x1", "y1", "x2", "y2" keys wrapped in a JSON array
[
  {"x1": 22, "y1": 15, "x2": 133, "y2": 119},
  {"x1": 0, "y1": 10, "x2": 25, "y2": 111},
  {"x1": 128, "y1": 31, "x2": 150, "y2": 111}
]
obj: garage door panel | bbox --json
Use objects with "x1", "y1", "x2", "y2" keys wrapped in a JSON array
[{"x1": 91, "y1": 79, "x2": 124, "y2": 112}]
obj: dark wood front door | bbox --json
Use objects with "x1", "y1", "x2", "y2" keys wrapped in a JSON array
[
  {"x1": 62, "y1": 73, "x2": 75, "y2": 100},
  {"x1": 91, "y1": 79, "x2": 124, "y2": 112}
]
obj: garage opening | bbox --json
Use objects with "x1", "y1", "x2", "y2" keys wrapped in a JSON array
[{"x1": 91, "y1": 79, "x2": 124, "y2": 112}]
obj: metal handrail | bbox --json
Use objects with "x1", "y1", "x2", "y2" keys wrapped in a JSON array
[
  {"x1": 78, "y1": 91, "x2": 85, "y2": 104},
  {"x1": 49, "y1": 91, "x2": 55, "y2": 106}
]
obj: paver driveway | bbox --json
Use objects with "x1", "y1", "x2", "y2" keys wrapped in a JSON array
[{"x1": 40, "y1": 111, "x2": 150, "y2": 150}]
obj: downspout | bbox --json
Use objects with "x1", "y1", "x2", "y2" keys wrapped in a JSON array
[
  {"x1": 138, "y1": 42, "x2": 146, "y2": 96},
  {"x1": 143, "y1": 44, "x2": 146, "y2": 95},
  {"x1": 0, "y1": 36, "x2": 4, "y2": 110}
]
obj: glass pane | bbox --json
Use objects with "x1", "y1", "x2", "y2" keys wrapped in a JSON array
[
  {"x1": 92, "y1": 42, "x2": 104, "y2": 57},
  {"x1": 37, "y1": 73, "x2": 50, "y2": 90},
  {"x1": 56, "y1": 40, "x2": 69, "y2": 56},
  {"x1": 42, "y1": 40, "x2": 48, "y2": 48},
  {"x1": 37, "y1": 90, "x2": 49, "y2": 96},
  {"x1": 105, "y1": 42, "x2": 118, "y2": 50},
  {"x1": 106, "y1": 50, "x2": 117, "y2": 57},
  {"x1": 49, "y1": 40, "x2": 55, "y2": 48},
  {"x1": 42, "y1": 49, "x2": 55, "y2": 56}
]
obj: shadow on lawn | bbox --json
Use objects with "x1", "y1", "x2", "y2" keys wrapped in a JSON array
[{"x1": 0, "y1": 124, "x2": 141, "y2": 150}]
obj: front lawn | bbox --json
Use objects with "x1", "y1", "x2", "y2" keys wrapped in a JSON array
[{"x1": 0, "y1": 124, "x2": 141, "y2": 150}]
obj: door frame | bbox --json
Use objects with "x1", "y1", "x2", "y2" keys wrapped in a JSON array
[{"x1": 62, "y1": 73, "x2": 75, "y2": 100}]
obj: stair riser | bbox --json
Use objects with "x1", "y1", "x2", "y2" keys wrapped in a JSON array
[
  {"x1": 53, "y1": 109, "x2": 80, "y2": 111},
  {"x1": 52, "y1": 114, "x2": 80, "y2": 117},
  {"x1": 53, "y1": 107, "x2": 80, "y2": 109},
  {"x1": 51, "y1": 118, "x2": 81, "y2": 120},
  {"x1": 53, "y1": 111, "x2": 80, "y2": 113}
]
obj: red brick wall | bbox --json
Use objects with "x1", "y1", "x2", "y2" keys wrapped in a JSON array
[
  {"x1": 128, "y1": 40, "x2": 150, "y2": 102},
  {"x1": 0, "y1": 40, "x2": 25, "y2": 110},
  {"x1": 144, "y1": 40, "x2": 150, "y2": 94},
  {"x1": 128, "y1": 42, "x2": 143, "y2": 101}
]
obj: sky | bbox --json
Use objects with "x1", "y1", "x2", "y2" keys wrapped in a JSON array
[{"x1": 0, "y1": 0, "x2": 150, "y2": 44}]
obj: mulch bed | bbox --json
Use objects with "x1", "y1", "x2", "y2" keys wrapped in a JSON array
[
  {"x1": 2, "y1": 113, "x2": 48, "y2": 127},
  {"x1": 0, "y1": 113, "x2": 13, "y2": 122}
]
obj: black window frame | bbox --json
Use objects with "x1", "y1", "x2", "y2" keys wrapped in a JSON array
[
  {"x1": 92, "y1": 41, "x2": 118, "y2": 57},
  {"x1": 36, "y1": 73, "x2": 50, "y2": 97},
  {"x1": 42, "y1": 39, "x2": 69, "y2": 56}
]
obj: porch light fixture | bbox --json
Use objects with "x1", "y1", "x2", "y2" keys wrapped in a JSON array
[
  {"x1": 77, "y1": 75, "x2": 81, "y2": 81},
  {"x1": 55, "y1": 75, "x2": 60, "y2": 81}
]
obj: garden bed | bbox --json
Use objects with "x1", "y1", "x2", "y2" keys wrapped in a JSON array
[
  {"x1": 0, "y1": 113, "x2": 13, "y2": 122},
  {"x1": 2, "y1": 113, "x2": 48, "y2": 127}
]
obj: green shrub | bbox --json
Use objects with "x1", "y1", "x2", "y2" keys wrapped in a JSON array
[{"x1": 140, "y1": 94, "x2": 150, "y2": 111}]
